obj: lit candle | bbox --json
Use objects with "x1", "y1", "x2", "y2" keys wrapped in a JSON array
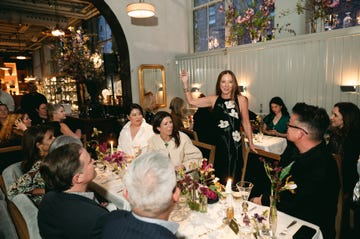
[
  {"x1": 225, "y1": 178, "x2": 232, "y2": 194},
  {"x1": 110, "y1": 141, "x2": 114, "y2": 155}
]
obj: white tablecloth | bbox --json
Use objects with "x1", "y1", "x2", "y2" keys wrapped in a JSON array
[
  {"x1": 252, "y1": 135, "x2": 287, "y2": 155},
  {"x1": 170, "y1": 199, "x2": 323, "y2": 239},
  {"x1": 90, "y1": 166, "x2": 323, "y2": 239},
  {"x1": 89, "y1": 166, "x2": 131, "y2": 211}
]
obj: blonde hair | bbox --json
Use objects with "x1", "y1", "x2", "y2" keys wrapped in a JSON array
[
  {"x1": 0, "y1": 113, "x2": 23, "y2": 141},
  {"x1": 142, "y1": 92, "x2": 155, "y2": 111}
]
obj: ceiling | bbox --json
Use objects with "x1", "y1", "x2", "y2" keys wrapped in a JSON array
[{"x1": 0, "y1": 0, "x2": 99, "y2": 59}]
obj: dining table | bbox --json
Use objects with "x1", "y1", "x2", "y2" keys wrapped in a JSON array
[
  {"x1": 250, "y1": 134, "x2": 287, "y2": 155},
  {"x1": 90, "y1": 162, "x2": 323, "y2": 239}
]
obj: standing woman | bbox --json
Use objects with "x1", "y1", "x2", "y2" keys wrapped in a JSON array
[
  {"x1": 328, "y1": 102, "x2": 360, "y2": 238},
  {"x1": 117, "y1": 104, "x2": 154, "y2": 158},
  {"x1": 180, "y1": 70, "x2": 254, "y2": 183},
  {"x1": 262, "y1": 96, "x2": 290, "y2": 137},
  {"x1": 169, "y1": 97, "x2": 186, "y2": 131},
  {"x1": 47, "y1": 103, "x2": 81, "y2": 138}
]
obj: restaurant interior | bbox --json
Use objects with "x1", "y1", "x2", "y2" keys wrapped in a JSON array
[{"x1": 0, "y1": 0, "x2": 359, "y2": 238}]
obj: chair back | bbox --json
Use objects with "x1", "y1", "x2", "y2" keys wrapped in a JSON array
[
  {"x1": 0, "y1": 198, "x2": 18, "y2": 239},
  {"x1": 191, "y1": 140, "x2": 216, "y2": 165},
  {"x1": 8, "y1": 193, "x2": 41, "y2": 239},
  {"x1": 333, "y1": 153, "x2": 343, "y2": 239},
  {"x1": 251, "y1": 148, "x2": 281, "y2": 161},
  {"x1": 2, "y1": 162, "x2": 23, "y2": 199},
  {"x1": 181, "y1": 128, "x2": 199, "y2": 142}
]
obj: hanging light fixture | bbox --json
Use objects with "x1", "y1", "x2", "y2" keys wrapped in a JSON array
[
  {"x1": 127, "y1": 0, "x2": 155, "y2": 18},
  {"x1": 0, "y1": 57, "x2": 11, "y2": 71}
]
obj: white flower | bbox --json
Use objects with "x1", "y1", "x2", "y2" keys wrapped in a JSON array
[
  {"x1": 224, "y1": 100, "x2": 235, "y2": 109},
  {"x1": 229, "y1": 109, "x2": 239, "y2": 119},
  {"x1": 218, "y1": 120, "x2": 229, "y2": 128},
  {"x1": 281, "y1": 182, "x2": 297, "y2": 191},
  {"x1": 232, "y1": 131, "x2": 241, "y2": 142}
]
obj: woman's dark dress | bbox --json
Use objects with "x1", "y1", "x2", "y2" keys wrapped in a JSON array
[{"x1": 212, "y1": 96, "x2": 242, "y2": 184}]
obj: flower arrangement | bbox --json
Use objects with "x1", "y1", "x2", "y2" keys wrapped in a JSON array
[
  {"x1": 226, "y1": 0, "x2": 275, "y2": 45},
  {"x1": 177, "y1": 159, "x2": 222, "y2": 211},
  {"x1": 251, "y1": 115, "x2": 263, "y2": 133},
  {"x1": 87, "y1": 127, "x2": 126, "y2": 173},
  {"x1": 296, "y1": 0, "x2": 339, "y2": 33},
  {"x1": 263, "y1": 159, "x2": 297, "y2": 201}
]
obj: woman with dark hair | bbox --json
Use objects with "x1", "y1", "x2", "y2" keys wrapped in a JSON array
[
  {"x1": 262, "y1": 96, "x2": 290, "y2": 137},
  {"x1": 180, "y1": 70, "x2": 254, "y2": 183},
  {"x1": 328, "y1": 102, "x2": 360, "y2": 238},
  {"x1": 148, "y1": 111, "x2": 202, "y2": 171},
  {"x1": 169, "y1": 97, "x2": 186, "y2": 131},
  {"x1": 117, "y1": 103, "x2": 153, "y2": 158},
  {"x1": 7, "y1": 125, "x2": 55, "y2": 205}
]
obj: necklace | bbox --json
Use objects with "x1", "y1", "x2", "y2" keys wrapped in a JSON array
[{"x1": 161, "y1": 136, "x2": 171, "y2": 148}]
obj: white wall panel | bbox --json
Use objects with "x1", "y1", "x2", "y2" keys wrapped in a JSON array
[{"x1": 175, "y1": 26, "x2": 360, "y2": 114}]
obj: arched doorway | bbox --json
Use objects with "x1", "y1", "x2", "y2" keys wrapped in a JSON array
[{"x1": 89, "y1": 0, "x2": 131, "y2": 107}]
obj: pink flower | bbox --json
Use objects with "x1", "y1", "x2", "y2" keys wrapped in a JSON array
[
  {"x1": 99, "y1": 142, "x2": 108, "y2": 153},
  {"x1": 246, "y1": 8, "x2": 254, "y2": 16}
]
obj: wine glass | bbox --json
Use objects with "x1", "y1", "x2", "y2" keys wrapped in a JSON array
[{"x1": 236, "y1": 181, "x2": 254, "y2": 213}]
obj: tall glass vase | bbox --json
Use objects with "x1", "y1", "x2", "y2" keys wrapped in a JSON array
[{"x1": 269, "y1": 194, "x2": 278, "y2": 237}]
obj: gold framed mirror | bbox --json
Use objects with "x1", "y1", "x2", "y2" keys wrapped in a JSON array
[{"x1": 138, "y1": 64, "x2": 166, "y2": 108}]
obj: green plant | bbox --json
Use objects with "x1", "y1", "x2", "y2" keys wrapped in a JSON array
[{"x1": 296, "y1": 0, "x2": 338, "y2": 33}]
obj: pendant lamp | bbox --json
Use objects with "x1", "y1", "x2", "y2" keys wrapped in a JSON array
[{"x1": 127, "y1": 0, "x2": 155, "y2": 18}]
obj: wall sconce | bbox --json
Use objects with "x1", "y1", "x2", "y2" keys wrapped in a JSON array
[
  {"x1": 158, "y1": 83, "x2": 163, "y2": 92},
  {"x1": 340, "y1": 85, "x2": 357, "y2": 92},
  {"x1": 191, "y1": 83, "x2": 202, "y2": 98},
  {"x1": 239, "y1": 85, "x2": 246, "y2": 93}
]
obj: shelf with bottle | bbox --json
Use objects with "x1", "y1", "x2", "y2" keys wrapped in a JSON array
[{"x1": 40, "y1": 76, "x2": 78, "y2": 106}]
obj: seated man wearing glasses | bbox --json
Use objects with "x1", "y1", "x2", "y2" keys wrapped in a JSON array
[
  {"x1": 252, "y1": 102, "x2": 339, "y2": 239},
  {"x1": 92, "y1": 152, "x2": 180, "y2": 239}
]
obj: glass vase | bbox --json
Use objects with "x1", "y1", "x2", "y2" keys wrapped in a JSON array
[
  {"x1": 343, "y1": 12, "x2": 353, "y2": 28},
  {"x1": 269, "y1": 195, "x2": 278, "y2": 237}
]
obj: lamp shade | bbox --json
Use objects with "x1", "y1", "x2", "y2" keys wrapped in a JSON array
[{"x1": 127, "y1": 1, "x2": 155, "y2": 18}]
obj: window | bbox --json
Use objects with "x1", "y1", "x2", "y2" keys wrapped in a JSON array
[
  {"x1": 193, "y1": 0, "x2": 225, "y2": 52},
  {"x1": 193, "y1": 0, "x2": 274, "y2": 52}
]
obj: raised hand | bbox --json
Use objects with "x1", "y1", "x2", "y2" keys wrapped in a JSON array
[{"x1": 180, "y1": 69, "x2": 189, "y2": 86}]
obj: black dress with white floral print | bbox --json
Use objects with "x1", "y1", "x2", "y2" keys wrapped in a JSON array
[{"x1": 212, "y1": 96, "x2": 242, "y2": 184}]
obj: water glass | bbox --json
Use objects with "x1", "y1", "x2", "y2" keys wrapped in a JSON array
[{"x1": 236, "y1": 181, "x2": 254, "y2": 202}]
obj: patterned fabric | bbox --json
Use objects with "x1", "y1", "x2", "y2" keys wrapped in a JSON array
[
  {"x1": 7, "y1": 160, "x2": 45, "y2": 205},
  {"x1": 212, "y1": 96, "x2": 242, "y2": 183}
]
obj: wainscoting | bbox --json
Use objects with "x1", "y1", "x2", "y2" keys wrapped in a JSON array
[{"x1": 175, "y1": 26, "x2": 360, "y2": 113}]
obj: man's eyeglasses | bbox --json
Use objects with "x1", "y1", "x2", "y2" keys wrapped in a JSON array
[{"x1": 288, "y1": 124, "x2": 309, "y2": 135}]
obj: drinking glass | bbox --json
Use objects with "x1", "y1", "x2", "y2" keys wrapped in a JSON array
[
  {"x1": 236, "y1": 181, "x2": 254, "y2": 201},
  {"x1": 236, "y1": 181, "x2": 254, "y2": 213}
]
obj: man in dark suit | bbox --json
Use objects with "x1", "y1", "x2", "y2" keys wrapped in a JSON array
[
  {"x1": 253, "y1": 103, "x2": 339, "y2": 239},
  {"x1": 92, "y1": 152, "x2": 180, "y2": 239},
  {"x1": 38, "y1": 143, "x2": 109, "y2": 239}
]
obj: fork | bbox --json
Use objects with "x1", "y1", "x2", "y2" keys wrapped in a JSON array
[{"x1": 279, "y1": 220, "x2": 297, "y2": 236}]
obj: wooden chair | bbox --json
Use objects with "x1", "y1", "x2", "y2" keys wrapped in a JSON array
[
  {"x1": 191, "y1": 140, "x2": 216, "y2": 165},
  {"x1": 333, "y1": 153, "x2": 343, "y2": 239},
  {"x1": 0, "y1": 145, "x2": 22, "y2": 154},
  {"x1": 251, "y1": 148, "x2": 281, "y2": 161},
  {"x1": 181, "y1": 128, "x2": 199, "y2": 142},
  {"x1": 8, "y1": 194, "x2": 41, "y2": 239}
]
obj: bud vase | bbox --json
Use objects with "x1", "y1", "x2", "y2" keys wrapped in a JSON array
[
  {"x1": 269, "y1": 195, "x2": 278, "y2": 237},
  {"x1": 187, "y1": 189, "x2": 208, "y2": 213}
]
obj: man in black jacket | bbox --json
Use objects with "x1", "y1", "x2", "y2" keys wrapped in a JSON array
[
  {"x1": 253, "y1": 103, "x2": 339, "y2": 239},
  {"x1": 38, "y1": 143, "x2": 109, "y2": 239}
]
